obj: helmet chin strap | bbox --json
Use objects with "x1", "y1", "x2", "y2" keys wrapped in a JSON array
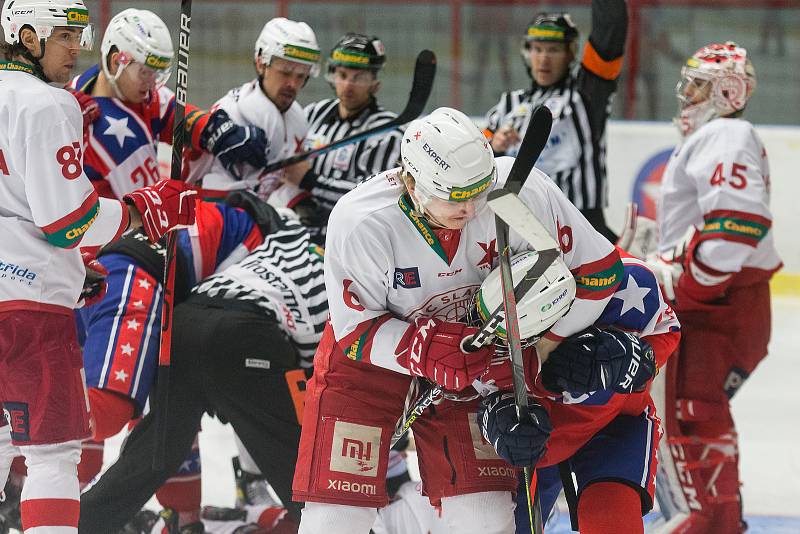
[
  {"x1": 101, "y1": 56, "x2": 133, "y2": 100},
  {"x1": 407, "y1": 188, "x2": 453, "y2": 230}
]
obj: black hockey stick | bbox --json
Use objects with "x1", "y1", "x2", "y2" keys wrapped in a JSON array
[
  {"x1": 390, "y1": 106, "x2": 555, "y2": 449},
  {"x1": 154, "y1": 0, "x2": 192, "y2": 471},
  {"x1": 260, "y1": 49, "x2": 436, "y2": 174}
]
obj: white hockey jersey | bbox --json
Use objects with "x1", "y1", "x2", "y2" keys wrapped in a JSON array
[
  {"x1": 658, "y1": 118, "x2": 781, "y2": 281},
  {"x1": 192, "y1": 79, "x2": 309, "y2": 200},
  {"x1": 324, "y1": 156, "x2": 623, "y2": 373},
  {"x1": 0, "y1": 63, "x2": 128, "y2": 311}
]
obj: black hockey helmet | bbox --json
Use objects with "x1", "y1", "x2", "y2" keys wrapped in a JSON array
[
  {"x1": 327, "y1": 32, "x2": 386, "y2": 74},
  {"x1": 524, "y1": 12, "x2": 579, "y2": 44}
]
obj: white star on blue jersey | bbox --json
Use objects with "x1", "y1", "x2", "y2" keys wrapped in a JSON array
[
  {"x1": 613, "y1": 274, "x2": 651, "y2": 316},
  {"x1": 104, "y1": 115, "x2": 136, "y2": 148}
]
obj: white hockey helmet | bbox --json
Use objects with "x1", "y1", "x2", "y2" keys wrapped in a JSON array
[
  {"x1": 254, "y1": 17, "x2": 320, "y2": 77},
  {"x1": 100, "y1": 9, "x2": 173, "y2": 93},
  {"x1": 475, "y1": 251, "x2": 576, "y2": 340},
  {"x1": 675, "y1": 41, "x2": 756, "y2": 136},
  {"x1": 2, "y1": 0, "x2": 94, "y2": 49},
  {"x1": 401, "y1": 107, "x2": 496, "y2": 207}
]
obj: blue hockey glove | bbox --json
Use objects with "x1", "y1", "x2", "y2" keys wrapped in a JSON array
[
  {"x1": 540, "y1": 326, "x2": 657, "y2": 395},
  {"x1": 478, "y1": 392, "x2": 551, "y2": 467},
  {"x1": 201, "y1": 109, "x2": 269, "y2": 179}
]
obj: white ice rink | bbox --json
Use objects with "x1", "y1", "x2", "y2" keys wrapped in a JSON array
[{"x1": 100, "y1": 296, "x2": 800, "y2": 532}]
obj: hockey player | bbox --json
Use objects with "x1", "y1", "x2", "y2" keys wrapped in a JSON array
[
  {"x1": 69, "y1": 8, "x2": 270, "y2": 199},
  {"x1": 647, "y1": 42, "x2": 781, "y2": 533},
  {"x1": 484, "y1": 0, "x2": 627, "y2": 240},
  {"x1": 291, "y1": 107, "x2": 624, "y2": 534},
  {"x1": 475, "y1": 248, "x2": 680, "y2": 534},
  {"x1": 0, "y1": 1, "x2": 195, "y2": 532},
  {"x1": 78, "y1": 197, "x2": 327, "y2": 534},
  {"x1": 193, "y1": 17, "x2": 320, "y2": 206},
  {"x1": 293, "y1": 32, "x2": 402, "y2": 243},
  {"x1": 75, "y1": 199, "x2": 266, "y2": 532}
]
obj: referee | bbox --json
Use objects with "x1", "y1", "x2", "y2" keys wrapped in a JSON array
[
  {"x1": 485, "y1": 0, "x2": 627, "y2": 241},
  {"x1": 296, "y1": 33, "x2": 402, "y2": 243}
]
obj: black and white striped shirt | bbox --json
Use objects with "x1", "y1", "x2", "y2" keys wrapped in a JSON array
[
  {"x1": 485, "y1": 0, "x2": 627, "y2": 216},
  {"x1": 192, "y1": 216, "x2": 327, "y2": 368},
  {"x1": 303, "y1": 97, "x2": 402, "y2": 214}
]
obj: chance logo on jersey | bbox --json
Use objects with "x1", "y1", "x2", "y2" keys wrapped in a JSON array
[{"x1": 393, "y1": 267, "x2": 421, "y2": 289}]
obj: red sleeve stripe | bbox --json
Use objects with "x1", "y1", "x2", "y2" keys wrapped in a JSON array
[
  {"x1": 701, "y1": 210, "x2": 771, "y2": 248},
  {"x1": 185, "y1": 106, "x2": 209, "y2": 152},
  {"x1": 41, "y1": 192, "x2": 100, "y2": 249},
  {"x1": 337, "y1": 314, "x2": 394, "y2": 362},
  {"x1": 112, "y1": 202, "x2": 131, "y2": 242},
  {"x1": 572, "y1": 250, "x2": 624, "y2": 300}
]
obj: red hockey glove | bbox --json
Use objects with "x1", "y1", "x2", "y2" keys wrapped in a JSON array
[
  {"x1": 77, "y1": 250, "x2": 108, "y2": 308},
  {"x1": 124, "y1": 180, "x2": 197, "y2": 243},
  {"x1": 479, "y1": 346, "x2": 539, "y2": 394},
  {"x1": 66, "y1": 88, "x2": 99, "y2": 148},
  {"x1": 406, "y1": 318, "x2": 493, "y2": 392}
]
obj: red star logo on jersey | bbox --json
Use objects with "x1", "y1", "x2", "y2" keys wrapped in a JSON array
[
  {"x1": 294, "y1": 136, "x2": 304, "y2": 153},
  {"x1": 476, "y1": 239, "x2": 497, "y2": 269},
  {"x1": 413, "y1": 131, "x2": 421, "y2": 140}
]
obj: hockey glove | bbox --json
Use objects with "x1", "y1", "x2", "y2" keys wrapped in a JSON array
[
  {"x1": 405, "y1": 318, "x2": 493, "y2": 392},
  {"x1": 124, "y1": 180, "x2": 197, "y2": 243},
  {"x1": 478, "y1": 391, "x2": 551, "y2": 467},
  {"x1": 77, "y1": 250, "x2": 107, "y2": 308},
  {"x1": 201, "y1": 109, "x2": 269, "y2": 179},
  {"x1": 540, "y1": 326, "x2": 657, "y2": 395}
]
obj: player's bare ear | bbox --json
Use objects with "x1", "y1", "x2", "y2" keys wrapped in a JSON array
[
  {"x1": 19, "y1": 27, "x2": 39, "y2": 56},
  {"x1": 370, "y1": 79, "x2": 381, "y2": 96}
]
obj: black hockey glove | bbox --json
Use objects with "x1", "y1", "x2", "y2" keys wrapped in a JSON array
[
  {"x1": 540, "y1": 326, "x2": 657, "y2": 395},
  {"x1": 201, "y1": 109, "x2": 269, "y2": 179},
  {"x1": 478, "y1": 392, "x2": 551, "y2": 467}
]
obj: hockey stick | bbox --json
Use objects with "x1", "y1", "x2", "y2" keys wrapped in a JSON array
[
  {"x1": 154, "y1": 0, "x2": 192, "y2": 471},
  {"x1": 260, "y1": 49, "x2": 436, "y2": 174},
  {"x1": 390, "y1": 106, "x2": 555, "y2": 449}
]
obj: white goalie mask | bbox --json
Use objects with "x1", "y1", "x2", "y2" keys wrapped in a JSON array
[
  {"x1": 100, "y1": 9, "x2": 173, "y2": 98},
  {"x1": 254, "y1": 17, "x2": 321, "y2": 77},
  {"x1": 475, "y1": 251, "x2": 576, "y2": 341},
  {"x1": 2, "y1": 0, "x2": 94, "y2": 50},
  {"x1": 675, "y1": 41, "x2": 756, "y2": 137}
]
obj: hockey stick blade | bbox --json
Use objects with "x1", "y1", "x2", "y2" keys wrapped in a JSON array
[
  {"x1": 261, "y1": 49, "x2": 436, "y2": 174},
  {"x1": 487, "y1": 189, "x2": 559, "y2": 252},
  {"x1": 504, "y1": 105, "x2": 552, "y2": 195}
]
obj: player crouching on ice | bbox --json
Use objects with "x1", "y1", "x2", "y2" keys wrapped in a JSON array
[
  {"x1": 474, "y1": 247, "x2": 680, "y2": 533},
  {"x1": 291, "y1": 107, "x2": 625, "y2": 533},
  {"x1": 0, "y1": 1, "x2": 196, "y2": 532}
]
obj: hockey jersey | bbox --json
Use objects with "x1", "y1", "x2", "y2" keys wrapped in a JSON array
[
  {"x1": 0, "y1": 63, "x2": 129, "y2": 312},
  {"x1": 69, "y1": 64, "x2": 209, "y2": 199},
  {"x1": 657, "y1": 117, "x2": 781, "y2": 291},
  {"x1": 193, "y1": 214, "x2": 327, "y2": 368},
  {"x1": 191, "y1": 79, "x2": 308, "y2": 200},
  {"x1": 323, "y1": 156, "x2": 623, "y2": 374},
  {"x1": 505, "y1": 253, "x2": 681, "y2": 467},
  {"x1": 81, "y1": 201, "x2": 264, "y2": 408}
]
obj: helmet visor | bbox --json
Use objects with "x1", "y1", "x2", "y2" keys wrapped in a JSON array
[
  {"x1": 413, "y1": 170, "x2": 496, "y2": 215},
  {"x1": 118, "y1": 51, "x2": 172, "y2": 89},
  {"x1": 46, "y1": 25, "x2": 95, "y2": 51}
]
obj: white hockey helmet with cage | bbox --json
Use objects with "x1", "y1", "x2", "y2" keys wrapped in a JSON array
[
  {"x1": 254, "y1": 17, "x2": 320, "y2": 77},
  {"x1": 676, "y1": 41, "x2": 756, "y2": 137},
  {"x1": 2, "y1": 0, "x2": 94, "y2": 49},
  {"x1": 100, "y1": 9, "x2": 174, "y2": 94},
  {"x1": 475, "y1": 251, "x2": 576, "y2": 341},
  {"x1": 401, "y1": 107, "x2": 496, "y2": 209}
]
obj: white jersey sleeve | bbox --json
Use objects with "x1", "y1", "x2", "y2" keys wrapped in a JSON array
[
  {"x1": 502, "y1": 157, "x2": 623, "y2": 341},
  {"x1": 323, "y1": 212, "x2": 412, "y2": 374}
]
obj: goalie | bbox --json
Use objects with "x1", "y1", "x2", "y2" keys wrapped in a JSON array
[{"x1": 475, "y1": 248, "x2": 680, "y2": 534}]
